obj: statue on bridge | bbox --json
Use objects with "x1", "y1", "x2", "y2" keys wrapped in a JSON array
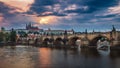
[{"x1": 76, "y1": 39, "x2": 81, "y2": 51}]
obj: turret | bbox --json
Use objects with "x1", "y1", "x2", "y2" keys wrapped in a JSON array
[
  {"x1": 93, "y1": 29, "x2": 94, "y2": 33},
  {"x1": 111, "y1": 25, "x2": 117, "y2": 41},
  {"x1": 85, "y1": 29, "x2": 88, "y2": 38},
  {"x1": 85, "y1": 29, "x2": 87, "y2": 34},
  {"x1": 112, "y1": 25, "x2": 116, "y2": 32}
]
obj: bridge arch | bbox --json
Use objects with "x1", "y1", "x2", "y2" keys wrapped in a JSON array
[
  {"x1": 43, "y1": 38, "x2": 50, "y2": 45},
  {"x1": 89, "y1": 35, "x2": 109, "y2": 46},
  {"x1": 54, "y1": 37, "x2": 63, "y2": 45},
  {"x1": 49, "y1": 38, "x2": 54, "y2": 43},
  {"x1": 43, "y1": 38, "x2": 49, "y2": 42},
  {"x1": 69, "y1": 36, "x2": 81, "y2": 46}
]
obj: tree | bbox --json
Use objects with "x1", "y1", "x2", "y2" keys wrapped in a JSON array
[
  {"x1": 0, "y1": 27, "x2": 10, "y2": 42},
  {"x1": 1, "y1": 27, "x2": 5, "y2": 31},
  {"x1": 10, "y1": 28, "x2": 17, "y2": 42},
  {"x1": 18, "y1": 31, "x2": 27, "y2": 37},
  {"x1": 0, "y1": 27, "x2": 6, "y2": 42},
  {"x1": 5, "y1": 32, "x2": 10, "y2": 42},
  {"x1": 0, "y1": 32, "x2": 4, "y2": 42}
]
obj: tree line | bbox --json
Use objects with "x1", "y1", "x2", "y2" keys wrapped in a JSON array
[{"x1": 0, "y1": 27, "x2": 17, "y2": 43}]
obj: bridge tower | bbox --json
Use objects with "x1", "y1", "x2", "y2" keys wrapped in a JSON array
[
  {"x1": 110, "y1": 25, "x2": 119, "y2": 46},
  {"x1": 85, "y1": 29, "x2": 88, "y2": 38},
  {"x1": 111, "y1": 25, "x2": 117, "y2": 40},
  {"x1": 81, "y1": 29, "x2": 89, "y2": 46},
  {"x1": 64, "y1": 30, "x2": 68, "y2": 39}
]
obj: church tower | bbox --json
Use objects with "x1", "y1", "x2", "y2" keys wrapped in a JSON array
[{"x1": 26, "y1": 22, "x2": 32, "y2": 30}]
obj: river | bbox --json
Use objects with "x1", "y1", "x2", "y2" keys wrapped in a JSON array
[{"x1": 0, "y1": 45, "x2": 120, "y2": 68}]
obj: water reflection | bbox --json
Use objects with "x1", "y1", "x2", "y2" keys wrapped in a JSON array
[
  {"x1": 0, "y1": 46, "x2": 36, "y2": 68},
  {"x1": 0, "y1": 46, "x2": 120, "y2": 68},
  {"x1": 38, "y1": 48, "x2": 51, "y2": 68}
]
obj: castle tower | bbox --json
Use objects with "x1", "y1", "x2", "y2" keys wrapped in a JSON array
[
  {"x1": 26, "y1": 22, "x2": 32, "y2": 30},
  {"x1": 111, "y1": 25, "x2": 117, "y2": 41}
]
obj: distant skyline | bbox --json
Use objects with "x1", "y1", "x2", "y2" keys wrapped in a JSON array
[{"x1": 0, "y1": 0, "x2": 120, "y2": 32}]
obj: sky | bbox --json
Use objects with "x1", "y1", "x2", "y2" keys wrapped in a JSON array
[{"x1": 0, "y1": 0, "x2": 120, "y2": 32}]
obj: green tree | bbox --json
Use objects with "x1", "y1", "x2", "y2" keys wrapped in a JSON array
[
  {"x1": 10, "y1": 29, "x2": 17, "y2": 42},
  {"x1": 5, "y1": 32, "x2": 10, "y2": 42},
  {"x1": 0, "y1": 32, "x2": 4, "y2": 42},
  {"x1": 1, "y1": 27, "x2": 5, "y2": 31},
  {"x1": 0, "y1": 27, "x2": 7, "y2": 42},
  {"x1": 18, "y1": 31, "x2": 28, "y2": 37}
]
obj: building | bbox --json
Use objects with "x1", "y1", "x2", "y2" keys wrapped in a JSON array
[
  {"x1": 2, "y1": 23, "x2": 74, "y2": 40},
  {"x1": 26, "y1": 23, "x2": 39, "y2": 30},
  {"x1": 15, "y1": 23, "x2": 44, "y2": 40},
  {"x1": 44, "y1": 28, "x2": 74, "y2": 35},
  {"x1": 66, "y1": 29, "x2": 74, "y2": 35}
]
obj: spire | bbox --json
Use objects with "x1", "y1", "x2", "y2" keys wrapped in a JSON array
[
  {"x1": 48, "y1": 28, "x2": 51, "y2": 31},
  {"x1": 85, "y1": 29, "x2": 88, "y2": 39},
  {"x1": 85, "y1": 29, "x2": 87, "y2": 34},
  {"x1": 29, "y1": 22, "x2": 32, "y2": 27},
  {"x1": 93, "y1": 29, "x2": 94, "y2": 33},
  {"x1": 64, "y1": 30, "x2": 67, "y2": 35},
  {"x1": 26, "y1": 24, "x2": 28, "y2": 29},
  {"x1": 71, "y1": 29, "x2": 74, "y2": 34},
  {"x1": 112, "y1": 25, "x2": 116, "y2": 32}
]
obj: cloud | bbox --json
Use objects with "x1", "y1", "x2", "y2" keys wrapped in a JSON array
[
  {"x1": 0, "y1": 13, "x2": 3, "y2": 22},
  {"x1": 108, "y1": 3, "x2": 120, "y2": 15},
  {"x1": 29, "y1": 0, "x2": 118, "y2": 16},
  {"x1": 0, "y1": 0, "x2": 34, "y2": 13},
  {"x1": 0, "y1": 2, "x2": 15, "y2": 17},
  {"x1": 0, "y1": 14, "x2": 9, "y2": 27},
  {"x1": 64, "y1": 4, "x2": 89, "y2": 14},
  {"x1": 0, "y1": 0, "x2": 35, "y2": 28},
  {"x1": 64, "y1": 4, "x2": 78, "y2": 11},
  {"x1": 0, "y1": 0, "x2": 120, "y2": 31},
  {"x1": 37, "y1": 16, "x2": 59, "y2": 25}
]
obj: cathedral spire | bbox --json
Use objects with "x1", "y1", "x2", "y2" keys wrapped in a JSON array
[{"x1": 112, "y1": 25, "x2": 116, "y2": 32}]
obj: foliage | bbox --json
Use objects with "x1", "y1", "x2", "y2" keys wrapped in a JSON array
[
  {"x1": 0, "y1": 32, "x2": 10, "y2": 42},
  {"x1": 1, "y1": 27, "x2": 5, "y2": 31},
  {"x1": 10, "y1": 29, "x2": 17, "y2": 42},
  {"x1": 18, "y1": 31, "x2": 28, "y2": 37},
  {"x1": 5, "y1": 32, "x2": 10, "y2": 42},
  {"x1": 0, "y1": 32, "x2": 4, "y2": 42}
]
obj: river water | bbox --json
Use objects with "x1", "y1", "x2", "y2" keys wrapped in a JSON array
[{"x1": 0, "y1": 45, "x2": 120, "y2": 68}]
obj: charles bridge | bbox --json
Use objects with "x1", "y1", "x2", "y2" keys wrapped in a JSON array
[{"x1": 40, "y1": 31, "x2": 120, "y2": 46}]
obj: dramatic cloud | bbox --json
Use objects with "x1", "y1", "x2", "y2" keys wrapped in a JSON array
[
  {"x1": 0, "y1": 0, "x2": 120, "y2": 31},
  {"x1": 0, "y1": 0, "x2": 34, "y2": 12},
  {"x1": 0, "y1": 14, "x2": 3, "y2": 22},
  {"x1": 108, "y1": 3, "x2": 120, "y2": 15}
]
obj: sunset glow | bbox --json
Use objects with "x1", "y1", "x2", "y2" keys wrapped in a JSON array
[
  {"x1": 38, "y1": 16, "x2": 58, "y2": 25},
  {"x1": 0, "y1": 0, "x2": 34, "y2": 12}
]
